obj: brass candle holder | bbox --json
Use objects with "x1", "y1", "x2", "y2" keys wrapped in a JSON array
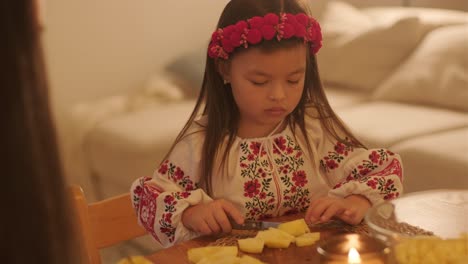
[{"x1": 316, "y1": 233, "x2": 391, "y2": 263}]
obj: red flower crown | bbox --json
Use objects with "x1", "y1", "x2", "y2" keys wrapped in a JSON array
[{"x1": 208, "y1": 12, "x2": 322, "y2": 60}]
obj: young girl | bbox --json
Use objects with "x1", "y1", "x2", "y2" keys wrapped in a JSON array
[{"x1": 131, "y1": 0, "x2": 403, "y2": 247}]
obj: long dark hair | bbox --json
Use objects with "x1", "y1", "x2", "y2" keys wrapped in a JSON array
[
  {"x1": 165, "y1": 0, "x2": 364, "y2": 195},
  {"x1": 0, "y1": 0, "x2": 77, "y2": 263}
]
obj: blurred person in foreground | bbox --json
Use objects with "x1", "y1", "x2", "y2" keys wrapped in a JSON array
[{"x1": 0, "y1": 0, "x2": 78, "y2": 263}]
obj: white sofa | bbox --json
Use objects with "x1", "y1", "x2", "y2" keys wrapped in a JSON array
[
  {"x1": 66, "y1": 1, "x2": 468, "y2": 202},
  {"x1": 318, "y1": 2, "x2": 468, "y2": 193}
]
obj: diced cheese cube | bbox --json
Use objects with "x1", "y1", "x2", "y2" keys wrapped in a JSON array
[
  {"x1": 255, "y1": 228, "x2": 295, "y2": 248},
  {"x1": 295, "y1": 232, "x2": 320, "y2": 247},
  {"x1": 238, "y1": 237, "x2": 265, "y2": 254},
  {"x1": 278, "y1": 219, "x2": 310, "y2": 237},
  {"x1": 239, "y1": 255, "x2": 265, "y2": 264},
  {"x1": 187, "y1": 246, "x2": 238, "y2": 263}
]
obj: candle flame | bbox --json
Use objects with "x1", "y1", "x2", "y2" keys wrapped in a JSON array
[{"x1": 348, "y1": 247, "x2": 361, "y2": 264}]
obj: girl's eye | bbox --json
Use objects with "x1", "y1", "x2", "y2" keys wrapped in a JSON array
[
  {"x1": 251, "y1": 80, "x2": 268, "y2": 86},
  {"x1": 288, "y1": 80, "x2": 300, "y2": 84}
]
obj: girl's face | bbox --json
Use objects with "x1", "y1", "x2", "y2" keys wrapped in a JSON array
[{"x1": 226, "y1": 44, "x2": 307, "y2": 138}]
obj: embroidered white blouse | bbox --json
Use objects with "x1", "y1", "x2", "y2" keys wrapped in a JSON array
[{"x1": 130, "y1": 111, "x2": 403, "y2": 247}]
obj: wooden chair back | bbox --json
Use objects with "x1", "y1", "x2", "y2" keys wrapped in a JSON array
[{"x1": 70, "y1": 185, "x2": 147, "y2": 263}]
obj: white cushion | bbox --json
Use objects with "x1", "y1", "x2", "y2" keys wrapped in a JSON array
[
  {"x1": 363, "y1": 6, "x2": 468, "y2": 26},
  {"x1": 372, "y1": 25, "x2": 468, "y2": 112},
  {"x1": 85, "y1": 100, "x2": 196, "y2": 197},
  {"x1": 336, "y1": 102, "x2": 468, "y2": 148},
  {"x1": 318, "y1": 1, "x2": 433, "y2": 92},
  {"x1": 324, "y1": 86, "x2": 368, "y2": 109},
  {"x1": 391, "y1": 128, "x2": 468, "y2": 193}
]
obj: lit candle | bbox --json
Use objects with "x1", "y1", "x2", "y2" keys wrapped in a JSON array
[
  {"x1": 317, "y1": 234, "x2": 389, "y2": 264},
  {"x1": 348, "y1": 247, "x2": 361, "y2": 264}
]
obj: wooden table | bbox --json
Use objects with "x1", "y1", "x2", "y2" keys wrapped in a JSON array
[{"x1": 146, "y1": 214, "x2": 351, "y2": 263}]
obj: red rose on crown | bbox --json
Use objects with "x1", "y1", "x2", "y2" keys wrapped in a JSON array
[
  {"x1": 296, "y1": 13, "x2": 309, "y2": 26},
  {"x1": 264, "y1": 13, "x2": 279, "y2": 25},
  {"x1": 247, "y1": 28, "x2": 262, "y2": 44},
  {"x1": 261, "y1": 25, "x2": 276, "y2": 40},
  {"x1": 235, "y1": 20, "x2": 248, "y2": 32},
  {"x1": 249, "y1": 16, "x2": 265, "y2": 29},
  {"x1": 208, "y1": 12, "x2": 322, "y2": 59},
  {"x1": 282, "y1": 23, "x2": 295, "y2": 39}
]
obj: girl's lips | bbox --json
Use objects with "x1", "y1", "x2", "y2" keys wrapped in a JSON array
[{"x1": 265, "y1": 107, "x2": 286, "y2": 115}]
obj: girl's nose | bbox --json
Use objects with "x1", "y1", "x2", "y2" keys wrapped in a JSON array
[{"x1": 268, "y1": 83, "x2": 286, "y2": 101}]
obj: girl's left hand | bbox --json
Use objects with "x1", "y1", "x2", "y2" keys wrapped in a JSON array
[{"x1": 305, "y1": 195, "x2": 371, "y2": 225}]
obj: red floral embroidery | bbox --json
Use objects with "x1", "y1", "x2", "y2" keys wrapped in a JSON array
[
  {"x1": 157, "y1": 160, "x2": 197, "y2": 191},
  {"x1": 367, "y1": 179, "x2": 378, "y2": 189},
  {"x1": 158, "y1": 160, "x2": 169, "y2": 174},
  {"x1": 132, "y1": 176, "x2": 159, "y2": 212},
  {"x1": 369, "y1": 158, "x2": 403, "y2": 181},
  {"x1": 347, "y1": 149, "x2": 395, "y2": 181},
  {"x1": 159, "y1": 191, "x2": 192, "y2": 243},
  {"x1": 326, "y1": 159, "x2": 339, "y2": 170},
  {"x1": 369, "y1": 151, "x2": 381, "y2": 164},
  {"x1": 273, "y1": 137, "x2": 287, "y2": 154},
  {"x1": 334, "y1": 142, "x2": 348, "y2": 155},
  {"x1": 384, "y1": 192, "x2": 399, "y2": 200},
  {"x1": 133, "y1": 177, "x2": 163, "y2": 243},
  {"x1": 320, "y1": 139, "x2": 354, "y2": 172},
  {"x1": 275, "y1": 136, "x2": 310, "y2": 213},
  {"x1": 331, "y1": 150, "x2": 401, "y2": 202},
  {"x1": 240, "y1": 141, "x2": 276, "y2": 219},
  {"x1": 249, "y1": 142, "x2": 266, "y2": 156},
  {"x1": 244, "y1": 179, "x2": 261, "y2": 198},
  {"x1": 292, "y1": 170, "x2": 308, "y2": 187},
  {"x1": 136, "y1": 161, "x2": 197, "y2": 244},
  {"x1": 239, "y1": 135, "x2": 311, "y2": 219}
]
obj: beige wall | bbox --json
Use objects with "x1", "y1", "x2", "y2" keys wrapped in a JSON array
[
  {"x1": 43, "y1": 0, "x2": 467, "y2": 112},
  {"x1": 43, "y1": 0, "x2": 229, "y2": 111}
]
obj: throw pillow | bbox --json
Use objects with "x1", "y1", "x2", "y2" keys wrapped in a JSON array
[
  {"x1": 317, "y1": 1, "x2": 429, "y2": 92},
  {"x1": 372, "y1": 25, "x2": 468, "y2": 112},
  {"x1": 164, "y1": 49, "x2": 206, "y2": 99}
]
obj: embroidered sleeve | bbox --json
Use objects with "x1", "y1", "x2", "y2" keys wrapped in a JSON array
[
  {"x1": 318, "y1": 136, "x2": 404, "y2": 205},
  {"x1": 130, "y1": 131, "x2": 213, "y2": 248}
]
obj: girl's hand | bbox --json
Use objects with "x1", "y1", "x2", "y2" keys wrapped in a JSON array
[
  {"x1": 181, "y1": 199, "x2": 244, "y2": 235},
  {"x1": 305, "y1": 195, "x2": 371, "y2": 225}
]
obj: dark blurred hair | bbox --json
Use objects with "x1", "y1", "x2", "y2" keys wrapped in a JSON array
[
  {"x1": 163, "y1": 0, "x2": 364, "y2": 195},
  {"x1": 0, "y1": 0, "x2": 78, "y2": 263}
]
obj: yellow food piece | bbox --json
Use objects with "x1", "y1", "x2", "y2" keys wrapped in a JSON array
[
  {"x1": 239, "y1": 255, "x2": 265, "y2": 264},
  {"x1": 255, "y1": 227, "x2": 295, "y2": 248},
  {"x1": 278, "y1": 219, "x2": 310, "y2": 237},
  {"x1": 394, "y1": 234, "x2": 468, "y2": 264},
  {"x1": 197, "y1": 254, "x2": 240, "y2": 264},
  {"x1": 295, "y1": 232, "x2": 320, "y2": 247},
  {"x1": 117, "y1": 256, "x2": 153, "y2": 264},
  {"x1": 238, "y1": 237, "x2": 265, "y2": 254},
  {"x1": 187, "y1": 246, "x2": 238, "y2": 263}
]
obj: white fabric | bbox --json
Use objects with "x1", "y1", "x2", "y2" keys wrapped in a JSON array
[
  {"x1": 372, "y1": 25, "x2": 468, "y2": 112},
  {"x1": 85, "y1": 100, "x2": 197, "y2": 197},
  {"x1": 130, "y1": 108, "x2": 403, "y2": 247},
  {"x1": 336, "y1": 102, "x2": 468, "y2": 148},
  {"x1": 63, "y1": 75, "x2": 187, "y2": 200},
  {"x1": 323, "y1": 85, "x2": 368, "y2": 109},
  {"x1": 317, "y1": 1, "x2": 435, "y2": 92},
  {"x1": 391, "y1": 128, "x2": 468, "y2": 193}
]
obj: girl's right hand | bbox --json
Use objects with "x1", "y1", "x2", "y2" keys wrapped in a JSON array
[{"x1": 181, "y1": 199, "x2": 245, "y2": 235}]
